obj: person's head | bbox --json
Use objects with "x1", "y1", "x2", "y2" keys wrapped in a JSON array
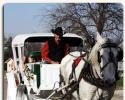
[
  {"x1": 28, "y1": 56, "x2": 35, "y2": 63},
  {"x1": 51, "y1": 27, "x2": 63, "y2": 44},
  {"x1": 28, "y1": 53, "x2": 36, "y2": 63}
]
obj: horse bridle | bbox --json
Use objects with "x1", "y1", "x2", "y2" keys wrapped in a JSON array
[
  {"x1": 78, "y1": 43, "x2": 118, "y2": 89},
  {"x1": 98, "y1": 43, "x2": 118, "y2": 71},
  {"x1": 60, "y1": 43, "x2": 119, "y2": 99}
]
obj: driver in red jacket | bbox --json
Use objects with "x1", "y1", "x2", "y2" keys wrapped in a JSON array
[{"x1": 41, "y1": 27, "x2": 69, "y2": 64}]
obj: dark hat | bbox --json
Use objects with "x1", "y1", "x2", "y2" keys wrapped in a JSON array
[{"x1": 51, "y1": 27, "x2": 63, "y2": 37}]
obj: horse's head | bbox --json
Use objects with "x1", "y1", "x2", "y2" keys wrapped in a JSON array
[{"x1": 88, "y1": 32, "x2": 123, "y2": 86}]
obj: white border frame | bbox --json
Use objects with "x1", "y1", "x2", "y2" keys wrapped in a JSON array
[{"x1": 1, "y1": 1, "x2": 124, "y2": 100}]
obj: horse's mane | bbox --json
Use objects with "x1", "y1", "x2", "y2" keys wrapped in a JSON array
[{"x1": 88, "y1": 37, "x2": 109, "y2": 66}]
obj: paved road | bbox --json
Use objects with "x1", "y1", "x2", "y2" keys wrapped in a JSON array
[
  {"x1": 4, "y1": 78, "x2": 123, "y2": 100},
  {"x1": 112, "y1": 90, "x2": 123, "y2": 100}
]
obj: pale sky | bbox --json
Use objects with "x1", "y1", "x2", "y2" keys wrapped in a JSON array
[{"x1": 4, "y1": 3, "x2": 58, "y2": 37}]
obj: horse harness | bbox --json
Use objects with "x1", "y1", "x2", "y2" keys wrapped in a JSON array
[
  {"x1": 79, "y1": 43, "x2": 118, "y2": 89},
  {"x1": 60, "y1": 52, "x2": 87, "y2": 99},
  {"x1": 98, "y1": 43, "x2": 118, "y2": 71},
  {"x1": 63, "y1": 43, "x2": 119, "y2": 98}
]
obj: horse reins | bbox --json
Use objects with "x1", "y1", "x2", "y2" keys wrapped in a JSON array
[
  {"x1": 78, "y1": 43, "x2": 118, "y2": 89},
  {"x1": 61, "y1": 43, "x2": 118, "y2": 99}
]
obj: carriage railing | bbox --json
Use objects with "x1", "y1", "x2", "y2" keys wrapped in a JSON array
[{"x1": 23, "y1": 62, "x2": 61, "y2": 91}]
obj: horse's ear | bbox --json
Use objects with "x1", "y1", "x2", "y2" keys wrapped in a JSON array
[{"x1": 96, "y1": 32, "x2": 103, "y2": 43}]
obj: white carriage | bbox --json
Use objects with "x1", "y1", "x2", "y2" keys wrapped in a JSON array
[{"x1": 6, "y1": 33, "x2": 84, "y2": 100}]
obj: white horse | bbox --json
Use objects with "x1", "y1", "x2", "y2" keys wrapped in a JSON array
[{"x1": 60, "y1": 33, "x2": 121, "y2": 100}]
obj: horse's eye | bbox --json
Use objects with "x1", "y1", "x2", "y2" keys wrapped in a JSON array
[{"x1": 101, "y1": 72, "x2": 104, "y2": 77}]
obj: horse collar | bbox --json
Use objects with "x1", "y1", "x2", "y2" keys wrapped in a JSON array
[{"x1": 78, "y1": 62, "x2": 110, "y2": 89}]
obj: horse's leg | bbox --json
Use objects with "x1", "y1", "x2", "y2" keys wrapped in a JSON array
[
  {"x1": 72, "y1": 91, "x2": 80, "y2": 100},
  {"x1": 101, "y1": 84, "x2": 116, "y2": 100},
  {"x1": 79, "y1": 79, "x2": 97, "y2": 100}
]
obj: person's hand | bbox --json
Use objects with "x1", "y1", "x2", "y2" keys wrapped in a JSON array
[{"x1": 50, "y1": 61, "x2": 59, "y2": 64}]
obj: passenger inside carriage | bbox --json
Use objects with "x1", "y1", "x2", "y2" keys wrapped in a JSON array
[
  {"x1": 23, "y1": 51, "x2": 41, "y2": 64},
  {"x1": 41, "y1": 27, "x2": 69, "y2": 64},
  {"x1": 23, "y1": 27, "x2": 85, "y2": 64}
]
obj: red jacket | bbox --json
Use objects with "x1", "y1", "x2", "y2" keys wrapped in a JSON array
[{"x1": 42, "y1": 40, "x2": 69, "y2": 63}]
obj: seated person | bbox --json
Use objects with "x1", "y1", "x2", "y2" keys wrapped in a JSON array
[
  {"x1": 23, "y1": 51, "x2": 41, "y2": 64},
  {"x1": 41, "y1": 27, "x2": 69, "y2": 64}
]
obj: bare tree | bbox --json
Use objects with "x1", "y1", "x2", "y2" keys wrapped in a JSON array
[
  {"x1": 44, "y1": 3, "x2": 123, "y2": 47},
  {"x1": 4, "y1": 36, "x2": 13, "y2": 61}
]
